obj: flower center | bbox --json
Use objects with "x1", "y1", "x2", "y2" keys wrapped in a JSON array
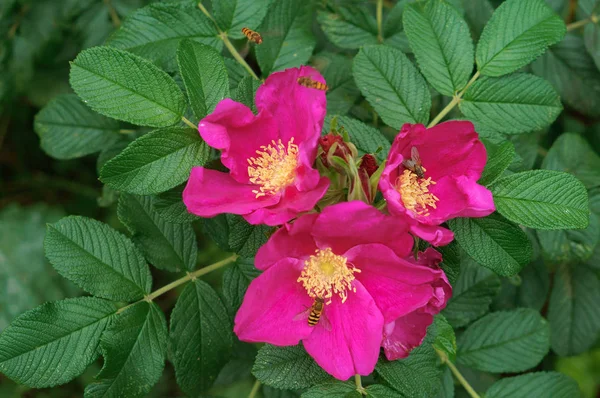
[
  {"x1": 395, "y1": 169, "x2": 439, "y2": 216},
  {"x1": 247, "y1": 138, "x2": 299, "y2": 198},
  {"x1": 297, "y1": 248, "x2": 360, "y2": 304}
]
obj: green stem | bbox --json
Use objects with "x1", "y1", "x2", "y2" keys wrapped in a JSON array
[
  {"x1": 376, "y1": 0, "x2": 384, "y2": 43},
  {"x1": 427, "y1": 71, "x2": 480, "y2": 128},
  {"x1": 566, "y1": 14, "x2": 597, "y2": 31},
  {"x1": 197, "y1": 2, "x2": 260, "y2": 80},
  {"x1": 103, "y1": 0, "x2": 121, "y2": 27},
  {"x1": 247, "y1": 379, "x2": 261, "y2": 398},
  {"x1": 446, "y1": 360, "x2": 480, "y2": 398},
  {"x1": 182, "y1": 116, "x2": 197, "y2": 129},
  {"x1": 354, "y1": 374, "x2": 367, "y2": 395}
]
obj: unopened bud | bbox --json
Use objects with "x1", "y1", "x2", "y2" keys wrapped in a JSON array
[{"x1": 359, "y1": 154, "x2": 378, "y2": 177}]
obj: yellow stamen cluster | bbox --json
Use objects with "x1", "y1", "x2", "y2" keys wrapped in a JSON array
[
  {"x1": 396, "y1": 169, "x2": 439, "y2": 216},
  {"x1": 247, "y1": 138, "x2": 299, "y2": 198},
  {"x1": 297, "y1": 248, "x2": 360, "y2": 304}
]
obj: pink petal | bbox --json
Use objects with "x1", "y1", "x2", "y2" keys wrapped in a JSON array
[
  {"x1": 344, "y1": 244, "x2": 449, "y2": 323},
  {"x1": 409, "y1": 223, "x2": 454, "y2": 246},
  {"x1": 303, "y1": 281, "x2": 383, "y2": 380},
  {"x1": 382, "y1": 311, "x2": 433, "y2": 360},
  {"x1": 312, "y1": 201, "x2": 414, "y2": 258},
  {"x1": 255, "y1": 66, "x2": 327, "y2": 161},
  {"x1": 198, "y1": 99, "x2": 279, "y2": 183},
  {"x1": 234, "y1": 259, "x2": 314, "y2": 345},
  {"x1": 255, "y1": 213, "x2": 319, "y2": 271},
  {"x1": 183, "y1": 167, "x2": 278, "y2": 217},
  {"x1": 427, "y1": 175, "x2": 495, "y2": 222}
]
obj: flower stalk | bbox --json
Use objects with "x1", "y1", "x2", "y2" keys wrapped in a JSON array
[
  {"x1": 182, "y1": 116, "x2": 197, "y2": 129},
  {"x1": 428, "y1": 71, "x2": 480, "y2": 128},
  {"x1": 566, "y1": 14, "x2": 598, "y2": 31},
  {"x1": 376, "y1": 0, "x2": 384, "y2": 43}
]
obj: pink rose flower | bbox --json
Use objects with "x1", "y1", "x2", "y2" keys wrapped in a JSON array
[
  {"x1": 233, "y1": 201, "x2": 451, "y2": 380},
  {"x1": 379, "y1": 121, "x2": 495, "y2": 246},
  {"x1": 183, "y1": 66, "x2": 330, "y2": 226}
]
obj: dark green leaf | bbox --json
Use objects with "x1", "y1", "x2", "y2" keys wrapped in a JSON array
[
  {"x1": 479, "y1": 140, "x2": 515, "y2": 186},
  {"x1": 548, "y1": 265, "x2": 600, "y2": 356},
  {"x1": 100, "y1": 127, "x2": 210, "y2": 195},
  {"x1": 256, "y1": 0, "x2": 315, "y2": 75},
  {"x1": 226, "y1": 57, "x2": 249, "y2": 92},
  {"x1": 542, "y1": 133, "x2": 600, "y2": 189},
  {"x1": 253, "y1": 344, "x2": 331, "y2": 390},
  {"x1": 584, "y1": 22, "x2": 600, "y2": 70},
  {"x1": 0, "y1": 298, "x2": 117, "y2": 388},
  {"x1": 485, "y1": 371, "x2": 580, "y2": 398},
  {"x1": 476, "y1": 0, "x2": 566, "y2": 76},
  {"x1": 118, "y1": 193, "x2": 198, "y2": 272},
  {"x1": 203, "y1": 214, "x2": 272, "y2": 258},
  {"x1": 435, "y1": 367, "x2": 454, "y2": 398},
  {"x1": 85, "y1": 302, "x2": 168, "y2": 398},
  {"x1": 312, "y1": 52, "x2": 361, "y2": 116},
  {"x1": 301, "y1": 381, "x2": 356, "y2": 397},
  {"x1": 322, "y1": 115, "x2": 390, "y2": 162},
  {"x1": 317, "y1": 6, "x2": 378, "y2": 50},
  {"x1": 449, "y1": 214, "x2": 533, "y2": 277},
  {"x1": 45, "y1": 216, "x2": 152, "y2": 301},
  {"x1": 404, "y1": 0, "x2": 474, "y2": 96},
  {"x1": 437, "y1": 241, "x2": 460, "y2": 286},
  {"x1": 431, "y1": 315, "x2": 457, "y2": 363},
  {"x1": 234, "y1": 76, "x2": 261, "y2": 113},
  {"x1": 154, "y1": 185, "x2": 200, "y2": 224},
  {"x1": 491, "y1": 170, "x2": 590, "y2": 230},
  {"x1": 457, "y1": 309, "x2": 550, "y2": 373},
  {"x1": 34, "y1": 94, "x2": 120, "y2": 160},
  {"x1": 353, "y1": 45, "x2": 431, "y2": 129},
  {"x1": 462, "y1": 0, "x2": 494, "y2": 42},
  {"x1": 171, "y1": 280, "x2": 233, "y2": 395},
  {"x1": 223, "y1": 257, "x2": 261, "y2": 315},
  {"x1": 177, "y1": 40, "x2": 230, "y2": 120},
  {"x1": 212, "y1": 0, "x2": 272, "y2": 39},
  {"x1": 537, "y1": 214, "x2": 600, "y2": 264},
  {"x1": 107, "y1": 2, "x2": 221, "y2": 72},
  {"x1": 366, "y1": 385, "x2": 401, "y2": 398}
]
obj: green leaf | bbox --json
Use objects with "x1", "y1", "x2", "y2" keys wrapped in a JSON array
[
  {"x1": 212, "y1": 0, "x2": 272, "y2": 39},
  {"x1": 457, "y1": 308, "x2": 550, "y2": 373},
  {"x1": 223, "y1": 257, "x2": 261, "y2": 315},
  {"x1": 485, "y1": 371, "x2": 580, "y2": 398},
  {"x1": 460, "y1": 74, "x2": 562, "y2": 135},
  {"x1": 449, "y1": 214, "x2": 533, "y2": 277},
  {"x1": 226, "y1": 57, "x2": 249, "y2": 92},
  {"x1": 203, "y1": 214, "x2": 272, "y2": 258},
  {"x1": 312, "y1": 52, "x2": 361, "y2": 116},
  {"x1": 479, "y1": 140, "x2": 515, "y2": 186},
  {"x1": 584, "y1": 23, "x2": 600, "y2": 70},
  {"x1": 462, "y1": 0, "x2": 494, "y2": 42},
  {"x1": 85, "y1": 301, "x2": 168, "y2": 398},
  {"x1": 431, "y1": 315, "x2": 457, "y2": 363},
  {"x1": 171, "y1": 280, "x2": 233, "y2": 395},
  {"x1": 301, "y1": 381, "x2": 356, "y2": 397},
  {"x1": 70, "y1": 46, "x2": 186, "y2": 127},
  {"x1": 0, "y1": 297, "x2": 117, "y2": 388},
  {"x1": 435, "y1": 367, "x2": 455, "y2": 398},
  {"x1": 117, "y1": 193, "x2": 198, "y2": 272},
  {"x1": 34, "y1": 94, "x2": 120, "y2": 160},
  {"x1": 367, "y1": 385, "x2": 405, "y2": 397},
  {"x1": 532, "y1": 34, "x2": 600, "y2": 117},
  {"x1": 100, "y1": 127, "x2": 210, "y2": 195},
  {"x1": 442, "y1": 255, "x2": 501, "y2": 328},
  {"x1": 437, "y1": 241, "x2": 460, "y2": 286},
  {"x1": 317, "y1": 6, "x2": 378, "y2": 50},
  {"x1": 252, "y1": 344, "x2": 331, "y2": 390},
  {"x1": 234, "y1": 76, "x2": 261, "y2": 113},
  {"x1": 542, "y1": 133, "x2": 600, "y2": 189},
  {"x1": 45, "y1": 216, "x2": 152, "y2": 301},
  {"x1": 537, "y1": 214, "x2": 600, "y2": 264},
  {"x1": 256, "y1": 0, "x2": 315, "y2": 75},
  {"x1": 516, "y1": 260, "x2": 550, "y2": 311},
  {"x1": 491, "y1": 170, "x2": 590, "y2": 230},
  {"x1": 403, "y1": 0, "x2": 474, "y2": 96},
  {"x1": 476, "y1": 0, "x2": 566, "y2": 76},
  {"x1": 154, "y1": 185, "x2": 200, "y2": 224},
  {"x1": 322, "y1": 115, "x2": 390, "y2": 162},
  {"x1": 548, "y1": 265, "x2": 600, "y2": 356},
  {"x1": 106, "y1": 2, "x2": 221, "y2": 72},
  {"x1": 177, "y1": 40, "x2": 230, "y2": 120},
  {"x1": 353, "y1": 45, "x2": 431, "y2": 129}
]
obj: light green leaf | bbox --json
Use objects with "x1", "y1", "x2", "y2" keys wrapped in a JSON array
[
  {"x1": 212, "y1": 0, "x2": 272, "y2": 39},
  {"x1": 70, "y1": 46, "x2": 186, "y2": 127},
  {"x1": 532, "y1": 34, "x2": 600, "y2": 117},
  {"x1": 542, "y1": 133, "x2": 600, "y2": 189},
  {"x1": 491, "y1": 170, "x2": 590, "y2": 230},
  {"x1": 256, "y1": 0, "x2": 315, "y2": 75},
  {"x1": 171, "y1": 280, "x2": 233, "y2": 395},
  {"x1": 476, "y1": 0, "x2": 566, "y2": 76},
  {"x1": 177, "y1": 40, "x2": 230, "y2": 120},
  {"x1": 223, "y1": 257, "x2": 261, "y2": 315},
  {"x1": 548, "y1": 265, "x2": 600, "y2": 356},
  {"x1": 442, "y1": 255, "x2": 501, "y2": 328},
  {"x1": 85, "y1": 301, "x2": 167, "y2": 398},
  {"x1": 317, "y1": 6, "x2": 378, "y2": 50},
  {"x1": 100, "y1": 127, "x2": 210, "y2": 195},
  {"x1": 45, "y1": 216, "x2": 152, "y2": 301},
  {"x1": 117, "y1": 193, "x2": 197, "y2": 272},
  {"x1": 449, "y1": 214, "x2": 533, "y2": 277},
  {"x1": 457, "y1": 308, "x2": 550, "y2": 373},
  {"x1": 479, "y1": 140, "x2": 515, "y2": 186},
  {"x1": 460, "y1": 74, "x2": 562, "y2": 135},
  {"x1": 485, "y1": 371, "x2": 580, "y2": 398},
  {"x1": 0, "y1": 297, "x2": 117, "y2": 388},
  {"x1": 322, "y1": 115, "x2": 390, "y2": 162},
  {"x1": 106, "y1": 2, "x2": 221, "y2": 72},
  {"x1": 312, "y1": 52, "x2": 361, "y2": 116},
  {"x1": 154, "y1": 185, "x2": 200, "y2": 224},
  {"x1": 34, "y1": 94, "x2": 120, "y2": 159},
  {"x1": 353, "y1": 45, "x2": 431, "y2": 129},
  {"x1": 253, "y1": 344, "x2": 331, "y2": 390},
  {"x1": 203, "y1": 214, "x2": 272, "y2": 258},
  {"x1": 404, "y1": 0, "x2": 474, "y2": 96}
]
